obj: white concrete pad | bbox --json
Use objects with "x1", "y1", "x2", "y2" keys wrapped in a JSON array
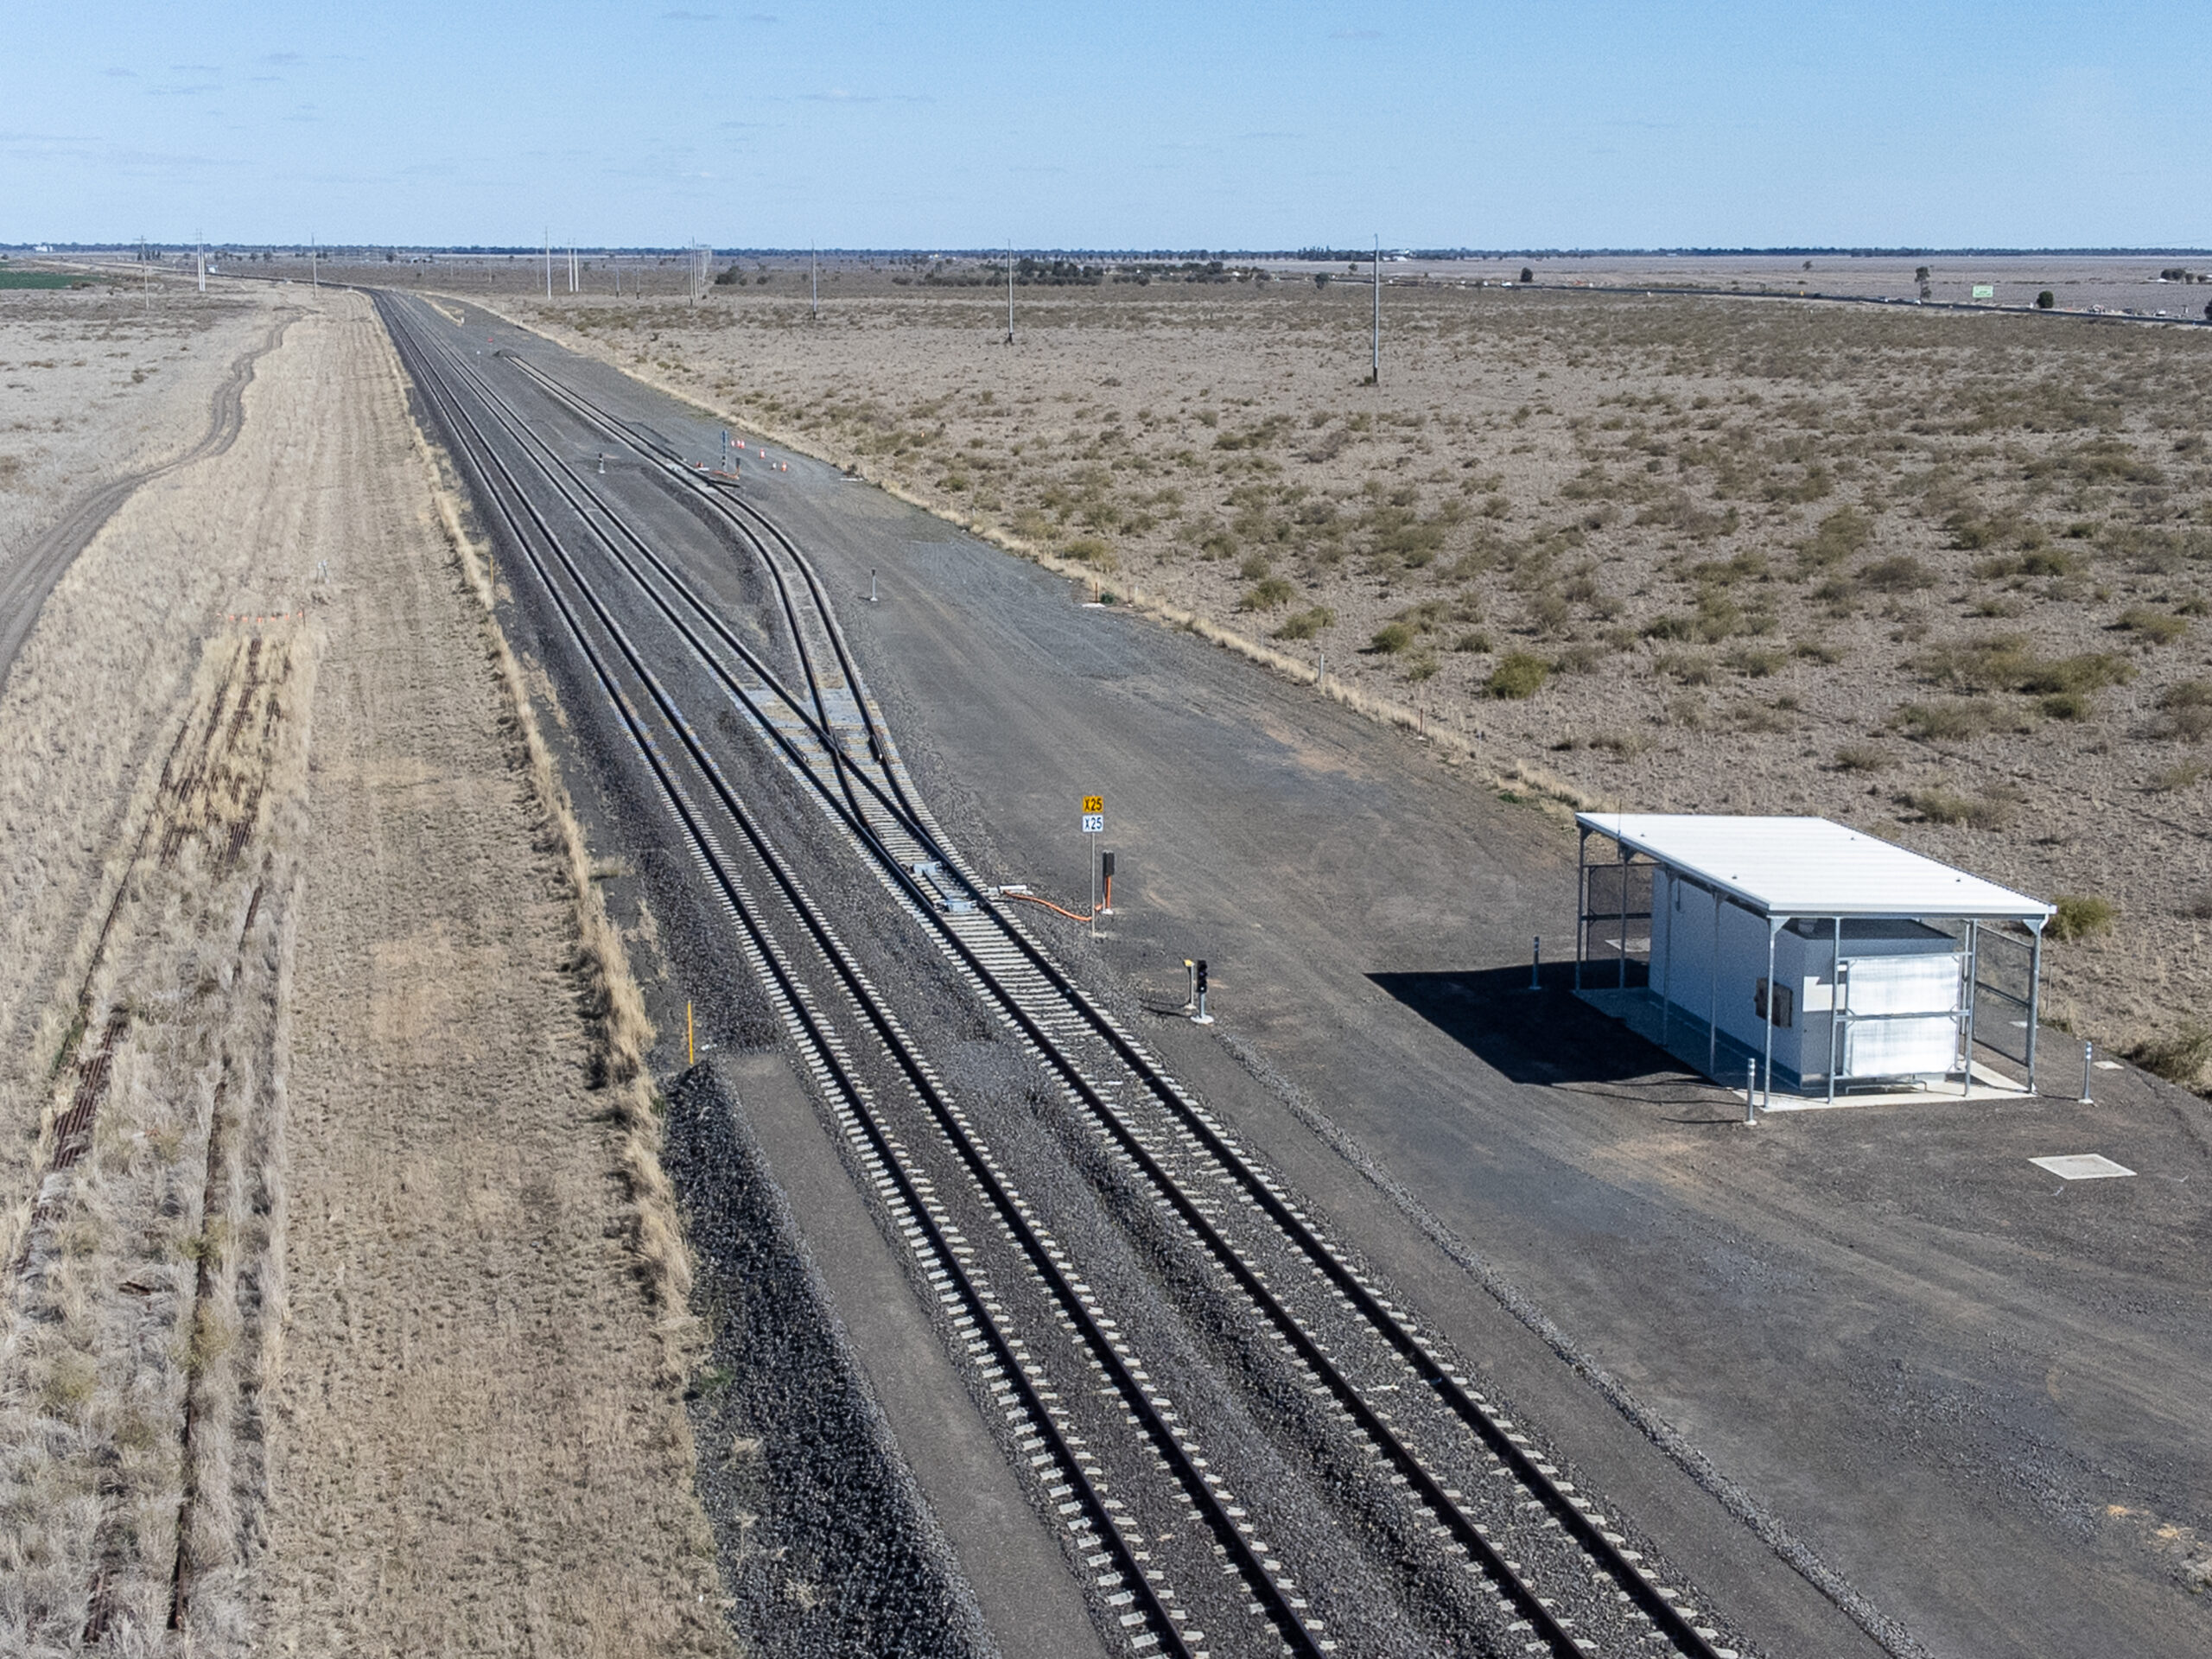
[{"x1": 2029, "y1": 1154, "x2": 2135, "y2": 1180}]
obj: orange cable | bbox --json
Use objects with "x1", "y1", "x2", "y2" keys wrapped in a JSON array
[{"x1": 999, "y1": 890, "x2": 1096, "y2": 923}]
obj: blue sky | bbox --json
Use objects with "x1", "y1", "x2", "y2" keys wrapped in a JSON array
[{"x1": 3, "y1": 2, "x2": 2205, "y2": 249}]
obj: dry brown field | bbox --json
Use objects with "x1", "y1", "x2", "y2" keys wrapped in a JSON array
[
  {"x1": 0, "y1": 283, "x2": 271, "y2": 575},
  {"x1": 0, "y1": 283, "x2": 721, "y2": 1654},
  {"x1": 448, "y1": 260, "x2": 2212, "y2": 1086}
]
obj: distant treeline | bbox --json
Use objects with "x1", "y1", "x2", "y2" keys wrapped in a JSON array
[{"x1": 10, "y1": 242, "x2": 2212, "y2": 261}]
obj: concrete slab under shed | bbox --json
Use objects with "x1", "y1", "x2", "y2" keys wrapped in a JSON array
[{"x1": 1578, "y1": 985, "x2": 2033, "y2": 1109}]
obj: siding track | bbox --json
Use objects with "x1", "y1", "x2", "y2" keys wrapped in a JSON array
[{"x1": 379, "y1": 291, "x2": 1743, "y2": 1659}]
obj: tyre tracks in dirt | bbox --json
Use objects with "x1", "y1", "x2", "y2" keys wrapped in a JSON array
[{"x1": 0, "y1": 311, "x2": 296, "y2": 691}]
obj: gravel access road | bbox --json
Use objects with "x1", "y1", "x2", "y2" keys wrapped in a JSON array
[{"x1": 391, "y1": 289, "x2": 2212, "y2": 1659}]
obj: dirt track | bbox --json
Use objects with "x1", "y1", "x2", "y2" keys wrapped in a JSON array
[{"x1": 0, "y1": 288, "x2": 721, "y2": 1652}]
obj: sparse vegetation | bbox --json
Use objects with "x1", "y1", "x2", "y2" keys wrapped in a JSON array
[
  {"x1": 1486, "y1": 651, "x2": 1550, "y2": 699},
  {"x1": 2129, "y1": 1022, "x2": 2212, "y2": 1085},
  {"x1": 1273, "y1": 605, "x2": 1335, "y2": 641},
  {"x1": 2116, "y1": 606, "x2": 2190, "y2": 645},
  {"x1": 502, "y1": 254, "x2": 2212, "y2": 1088},
  {"x1": 1902, "y1": 784, "x2": 2016, "y2": 829},
  {"x1": 2050, "y1": 893, "x2": 2117, "y2": 942}
]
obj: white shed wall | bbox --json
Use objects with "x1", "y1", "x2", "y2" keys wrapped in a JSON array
[{"x1": 1649, "y1": 872, "x2": 1965, "y2": 1084}]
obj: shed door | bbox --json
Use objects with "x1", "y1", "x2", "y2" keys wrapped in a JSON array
[{"x1": 1840, "y1": 955, "x2": 1961, "y2": 1076}]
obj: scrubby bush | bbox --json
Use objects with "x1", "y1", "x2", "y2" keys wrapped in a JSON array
[
  {"x1": 2158, "y1": 680, "x2": 2212, "y2": 741},
  {"x1": 1835, "y1": 744, "x2": 1895, "y2": 772},
  {"x1": 1369, "y1": 621, "x2": 1415, "y2": 654},
  {"x1": 2037, "y1": 289, "x2": 2056, "y2": 309},
  {"x1": 1860, "y1": 555, "x2": 1934, "y2": 592},
  {"x1": 1273, "y1": 606, "x2": 1335, "y2": 641},
  {"x1": 1238, "y1": 575, "x2": 1296, "y2": 610},
  {"x1": 2130, "y1": 1022, "x2": 2212, "y2": 1085},
  {"x1": 1452, "y1": 629, "x2": 1493, "y2": 653},
  {"x1": 1726, "y1": 645, "x2": 1787, "y2": 677},
  {"x1": 1655, "y1": 650, "x2": 1715, "y2": 685},
  {"x1": 1903, "y1": 785, "x2": 2013, "y2": 829},
  {"x1": 2050, "y1": 893, "x2": 2116, "y2": 942},
  {"x1": 2116, "y1": 606, "x2": 2190, "y2": 645},
  {"x1": 1487, "y1": 652, "x2": 1550, "y2": 698},
  {"x1": 1801, "y1": 507, "x2": 1872, "y2": 570},
  {"x1": 1914, "y1": 636, "x2": 2134, "y2": 697},
  {"x1": 1587, "y1": 729, "x2": 1652, "y2": 755},
  {"x1": 1895, "y1": 699, "x2": 2002, "y2": 741}
]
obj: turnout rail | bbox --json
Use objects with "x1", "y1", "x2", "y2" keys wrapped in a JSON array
[{"x1": 379, "y1": 290, "x2": 1738, "y2": 1659}]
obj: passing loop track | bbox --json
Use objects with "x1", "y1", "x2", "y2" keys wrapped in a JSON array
[
  {"x1": 382, "y1": 296, "x2": 1331, "y2": 1659},
  {"x1": 384, "y1": 291, "x2": 1735, "y2": 1659}
]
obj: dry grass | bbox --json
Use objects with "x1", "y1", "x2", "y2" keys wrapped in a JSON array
[
  {"x1": 0, "y1": 290, "x2": 721, "y2": 1655},
  {"x1": 0, "y1": 624, "x2": 316, "y2": 1653},
  {"x1": 0, "y1": 286, "x2": 264, "y2": 573},
  {"x1": 399, "y1": 372, "x2": 698, "y2": 1376}
]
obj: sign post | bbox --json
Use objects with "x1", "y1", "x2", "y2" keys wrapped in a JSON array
[{"x1": 1080, "y1": 795, "x2": 1104, "y2": 935}]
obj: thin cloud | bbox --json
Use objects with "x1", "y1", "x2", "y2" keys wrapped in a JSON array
[
  {"x1": 801, "y1": 89, "x2": 931, "y2": 105},
  {"x1": 0, "y1": 130, "x2": 238, "y2": 170},
  {"x1": 660, "y1": 8, "x2": 719, "y2": 18},
  {"x1": 262, "y1": 51, "x2": 305, "y2": 65}
]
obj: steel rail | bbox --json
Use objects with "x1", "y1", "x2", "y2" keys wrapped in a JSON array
[
  {"x1": 384, "y1": 294, "x2": 1332, "y2": 1659},
  {"x1": 385, "y1": 297, "x2": 1205, "y2": 1659},
  {"x1": 486, "y1": 345, "x2": 1726, "y2": 1658}
]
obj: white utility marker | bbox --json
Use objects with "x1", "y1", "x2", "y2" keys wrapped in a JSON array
[{"x1": 2029, "y1": 1154, "x2": 2135, "y2": 1181}]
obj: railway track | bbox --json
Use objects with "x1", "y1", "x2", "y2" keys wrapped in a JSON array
[{"x1": 379, "y1": 290, "x2": 1742, "y2": 1659}]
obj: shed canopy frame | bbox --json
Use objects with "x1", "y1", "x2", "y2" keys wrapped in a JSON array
[{"x1": 1573, "y1": 814, "x2": 2055, "y2": 1101}]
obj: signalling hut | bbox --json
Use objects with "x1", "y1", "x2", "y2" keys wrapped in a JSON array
[{"x1": 1571, "y1": 814, "x2": 2054, "y2": 1105}]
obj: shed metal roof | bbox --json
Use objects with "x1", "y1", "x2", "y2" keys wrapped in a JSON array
[{"x1": 1574, "y1": 814, "x2": 2053, "y2": 922}]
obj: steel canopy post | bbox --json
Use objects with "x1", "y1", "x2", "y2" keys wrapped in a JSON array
[
  {"x1": 1960, "y1": 918, "x2": 1979, "y2": 1096},
  {"x1": 1828, "y1": 916, "x2": 1842, "y2": 1106},
  {"x1": 1763, "y1": 918, "x2": 1780, "y2": 1108},
  {"x1": 1617, "y1": 837, "x2": 1630, "y2": 990},
  {"x1": 2026, "y1": 921, "x2": 2044, "y2": 1093},
  {"x1": 1573, "y1": 824, "x2": 1590, "y2": 991},
  {"x1": 1707, "y1": 888, "x2": 1721, "y2": 1077}
]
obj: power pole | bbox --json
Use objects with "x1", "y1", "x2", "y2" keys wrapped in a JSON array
[
  {"x1": 811, "y1": 243, "x2": 818, "y2": 319},
  {"x1": 196, "y1": 230, "x2": 205, "y2": 293},
  {"x1": 1371, "y1": 235, "x2": 1381, "y2": 387},
  {"x1": 545, "y1": 229, "x2": 552, "y2": 299},
  {"x1": 1006, "y1": 242, "x2": 1014, "y2": 344}
]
